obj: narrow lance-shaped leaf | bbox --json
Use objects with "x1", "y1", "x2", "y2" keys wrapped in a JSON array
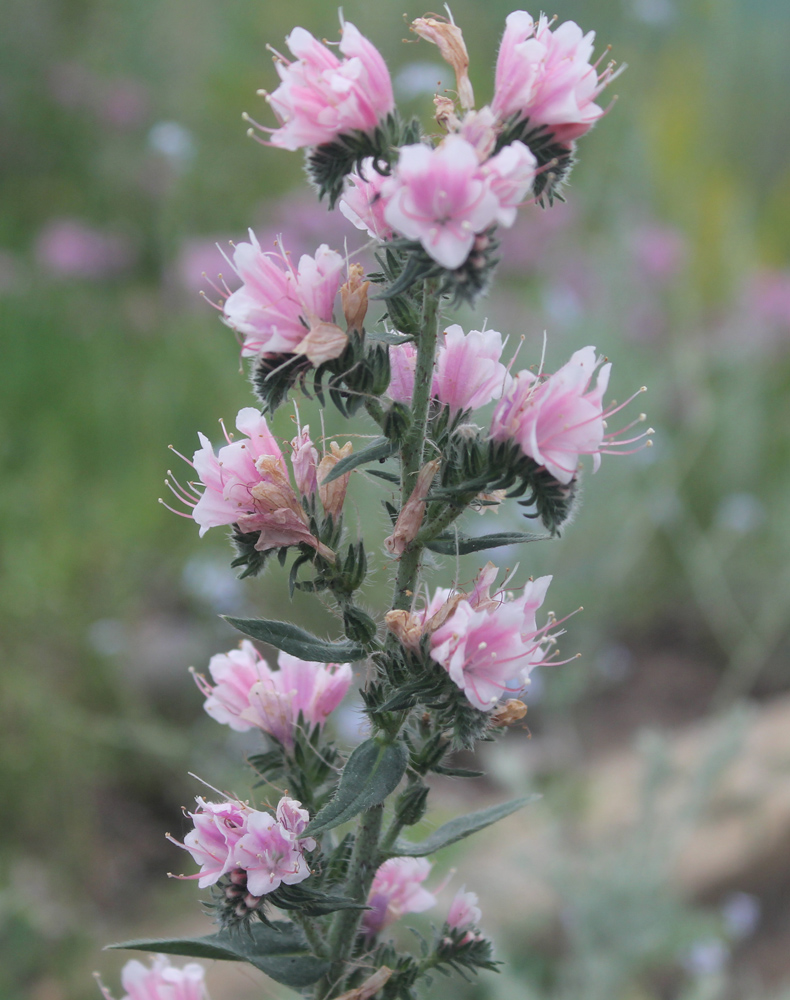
[
  {"x1": 222, "y1": 616, "x2": 366, "y2": 663},
  {"x1": 388, "y1": 795, "x2": 538, "y2": 858},
  {"x1": 320, "y1": 436, "x2": 397, "y2": 485},
  {"x1": 425, "y1": 531, "x2": 548, "y2": 555},
  {"x1": 305, "y1": 737, "x2": 409, "y2": 837},
  {"x1": 106, "y1": 922, "x2": 329, "y2": 989}
]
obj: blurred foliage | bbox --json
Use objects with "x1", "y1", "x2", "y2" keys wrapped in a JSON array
[{"x1": 2, "y1": 0, "x2": 790, "y2": 997}]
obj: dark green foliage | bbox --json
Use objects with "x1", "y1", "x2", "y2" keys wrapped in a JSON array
[
  {"x1": 388, "y1": 795, "x2": 536, "y2": 858},
  {"x1": 383, "y1": 401, "x2": 412, "y2": 444},
  {"x1": 305, "y1": 113, "x2": 421, "y2": 208},
  {"x1": 393, "y1": 780, "x2": 429, "y2": 829},
  {"x1": 248, "y1": 718, "x2": 340, "y2": 813},
  {"x1": 229, "y1": 524, "x2": 274, "y2": 578},
  {"x1": 495, "y1": 113, "x2": 576, "y2": 204},
  {"x1": 435, "y1": 436, "x2": 580, "y2": 535},
  {"x1": 425, "y1": 529, "x2": 548, "y2": 555},
  {"x1": 372, "y1": 229, "x2": 501, "y2": 308},
  {"x1": 320, "y1": 436, "x2": 396, "y2": 484},
  {"x1": 304, "y1": 737, "x2": 409, "y2": 836},
  {"x1": 221, "y1": 615, "x2": 366, "y2": 662},
  {"x1": 343, "y1": 604, "x2": 378, "y2": 645},
  {"x1": 251, "y1": 352, "x2": 312, "y2": 414},
  {"x1": 434, "y1": 930, "x2": 501, "y2": 978},
  {"x1": 106, "y1": 922, "x2": 329, "y2": 988}
]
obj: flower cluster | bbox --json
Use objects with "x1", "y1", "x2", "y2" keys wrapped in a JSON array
[
  {"x1": 220, "y1": 234, "x2": 345, "y2": 361},
  {"x1": 258, "y1": 23, "x2": 394, "y2": 151},
  {"x1": 162, "y1": 408, "x2": 351, "y2": 561},
  {"x1": 192, "y1": 640, "x2": 352, "y2": 747},
  {"x1": 491, "y1": 346, "x2": 650, "y2": 485},
  {"x1": 388, "y1": 324, "x2": 511, "y2": 415},
  {"x1": 340, "y1": 135, "x2": 536, "y2": 270},
  {"x1": 168, "y1": 795, "x2": 314, "y2": 897},
  {"x1": 98, "y1": 955, "x2": 208, "y2": 1000},
  {"x1": 491, "y1": 11, "x2": 620, "y2": 147}
]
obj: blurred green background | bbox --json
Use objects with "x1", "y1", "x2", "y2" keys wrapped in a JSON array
[{"x1": 2, "y1": 0, "x2": 790, "y2": 997}]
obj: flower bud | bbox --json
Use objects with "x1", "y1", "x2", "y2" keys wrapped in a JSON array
[
  {"x1": 341, "y1": 263, "x2": 370, "y2": 333},
  {"x1": 343, "y1": 605, "x2": 378, "y2": 645},
  {"x1": 384, "y1": 609, "x2": 424, "y2": 652},
  {"x1": 384, "y1": 459, "x2": 440, "y2": 557},
  {"x1": 383, "y1": 401, "x2": 412, "y2": 443},
  {"x1": 317, "y1": 441, "x2": 353, "y2": 521},
  {"x1": 394, "y1": 781, "x2": 429, "y2": 828}
]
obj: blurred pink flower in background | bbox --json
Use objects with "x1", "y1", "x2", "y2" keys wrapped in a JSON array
[
  {"x1": 630, "y1": 223, "x2": 687, "y2": 283},
  {"x1": 49, "y1": 62, "x2": 149, "y2": 129},
  {"x1": 35, "y1": 219, "x2": 133, "y2": 279},
  {"x1": 98, "y1": 955, "x2": 207, "y2": 1000},
  {"x1": 491, "y1": 12, "x2": 618, "y2": 145},
  {"x1": 447, "y1": 887, "x2": 482, "y2": 941},
  {"x1": 262, "y1": 23, "x2": 394, "y2": 151},
  {"x1": 363, "y1": 857, "x2": 436, "y2": 937},
  {"x1": 748, "y1": 269, "x2": 790, "y2": 332}
]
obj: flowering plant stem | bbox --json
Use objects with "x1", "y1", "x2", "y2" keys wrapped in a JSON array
[
  {"x1": 391, "y1": 279, "x2": 441, "y2": 616},
  {"x1": 317, "y1": 804, "x2": 385, "y2": 999}
]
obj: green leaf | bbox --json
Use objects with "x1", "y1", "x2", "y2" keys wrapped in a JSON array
[
  {"x1": 222, "y1": 617, "x2": 366, "y2": 663},
  {"x1": 305, "y1": 737, "x2": 409, "y2": 836},
  {"x1": 389, "y1": 795, "x2": 538, "y2": 857},
  {"x1": 425, "y1": 531, "x2": 548, "y2": 555},
  {"x1": 271, "y1": 881, "x2": 367, "y2": 916},
  {"x1": 106, "y1": 922, "x2": 329, "y2": 988},
  {"x1": 320, "y1": 436, "x2": 396, "y2": 485}
]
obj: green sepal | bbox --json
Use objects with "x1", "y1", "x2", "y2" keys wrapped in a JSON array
[
  {"x1": 388, "y1": 795, "x2": 537, "y2": 857},
  {"x1": 425, "y1": 530, "x2": 548, "y2": 555},
  {"x1": 221, "y1": 616, "x2": 366, "y2": 663},
  {"x1": 269, "y1": 882, "x2": 368, "y2": 917},
  {"x1": 106, "y1": 922, "x2": 329, "y2": 988},
  {"x1": 305, "y1": 737, "x2": 409, "y2": 836},
  {"x1": 320, "y1": 436, "x2": 396, "y2": 485}
]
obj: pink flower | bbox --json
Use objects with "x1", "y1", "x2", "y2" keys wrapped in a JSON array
[
  {"x1": 165, "y1": 407, "x2": 334, "y2": 561},
  {"x1": 387, "y1": 341, "x2": 418, "y2": 404},
  {"x1": 383, "y1": 136, "x2": 501, "y2": 269},
  {"x1": 433, "y1": 324, "x2": 512, "y2": 413},
  {"x1": 167, "y1": 798, "x2": 251, "y2": 888},
  {"x1": 363, "y1": 857, "x2": 437, "y2": 937},
  {"x1": 447, "y1": 888, "x2": 482, "y2": 932},
  {"x1": 233, "y1": 810, "x2": 311, "y2": 896},
  {"x1": 339, "y1": 159, "x2": 393, "y2": 240},
  {"x1": 98, "y1": 955, "x2": 208, "y2": 1000},
  {"x1": 482, "y1": 141, "x2": 537, "y2": 226},
  {"x1": 262, "y1": 22, "x2": 394, "y2": 151},
  {"x1": 491, "y1": 346, "x2": 649, "y2": 484},
  {"x1": 276, "y1": 795, "x2": 317, "y2": 852},
  {"x1": 387, "y1": 325, "x2": 510, "y2": 413},
  {"x1": 193, "y1": 643, "x2": 353, "y2": 747},
  {"x1": 430, "y1": 574, "x2": 554, "y2": 710},
  {"x1": 492, "y1": 12, "x2": 619, "y2": 145},
  {"x1": 291, "y1": 425, "x2": 319, "y2": 496},
  {"x1": 36, "y1": 218, "x2": 132, "y2": 279},
  {"x1": 221, "y1": 233, "x2": 344, "y2": 358}
]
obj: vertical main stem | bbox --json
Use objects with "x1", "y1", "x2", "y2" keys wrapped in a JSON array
[
  {"x1": 391, "y1": 280, "x2": 442, "y2": 614},
  {"x1": 315, "y1": 804, "x2": 384, "y2": 999}
]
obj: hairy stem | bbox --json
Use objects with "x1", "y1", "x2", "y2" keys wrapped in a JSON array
[
  {"x1": 315, "y1": 804, "x2": 384, "y2": 999},
  {"x1": 390, "y1": 281, "x2": 441, "y2": 616},
  {"x1": 293, "y1": 911, "x2": 329, "y2": 961}
]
